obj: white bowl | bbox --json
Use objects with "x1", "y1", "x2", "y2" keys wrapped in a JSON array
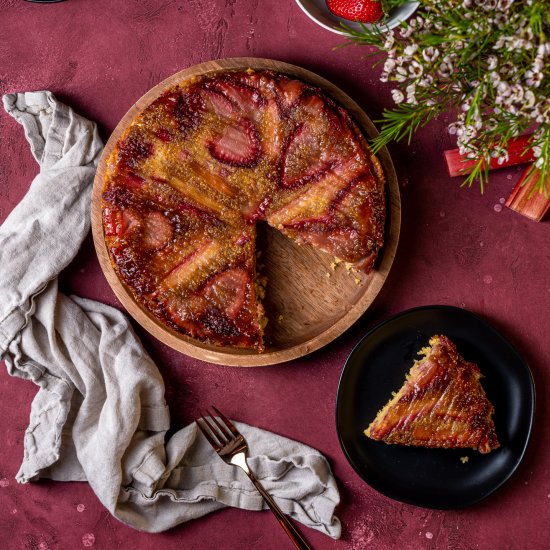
[{"x1": 295, "y1": 0, "x2": 419, "y2": 35}]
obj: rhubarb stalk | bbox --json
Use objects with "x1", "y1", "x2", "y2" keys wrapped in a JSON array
[
  {"x1": 505, "y1": 166, "x2": 550, "y2": 222},
  {"x1": 444, "y1": 135, "x2": 535, "y2": 177}
]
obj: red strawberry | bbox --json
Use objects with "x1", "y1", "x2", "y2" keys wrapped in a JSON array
[
  {"x1": 208, "y1": 118, "x2": 260, "y2": 168},
  {"x1": 326, "y1": 0, "x2": 383, "y2": 23},
  {"x1": 142, "y1": 211, "x2": 173, "y2": 250}
]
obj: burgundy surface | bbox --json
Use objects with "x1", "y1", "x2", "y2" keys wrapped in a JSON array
[{"x1": 0, "y1": 1, "x2": 549, "y2": 549}]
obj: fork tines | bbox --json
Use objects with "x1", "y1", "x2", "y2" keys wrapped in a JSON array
[{"x1": 197, "y1": 406, "x2": 239, "y2": 450}]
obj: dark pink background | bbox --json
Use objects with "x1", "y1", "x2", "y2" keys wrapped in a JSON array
[{"x1": 1, "y1": 1, "x2": 549, "y2": 549}]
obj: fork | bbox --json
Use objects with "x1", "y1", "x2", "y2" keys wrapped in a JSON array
[{"x1": 197, "y1": 406, "x2": 313, "y2": 550}]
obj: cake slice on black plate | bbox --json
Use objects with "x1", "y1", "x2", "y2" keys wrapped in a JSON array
[{"x1": 365, "y1": 335, "x2": 500, "y2": 453}]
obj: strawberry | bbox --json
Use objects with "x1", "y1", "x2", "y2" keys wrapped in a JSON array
[
  {"x1": 142, "y1": 211, "x2": 173, "y2": 250},
  {"x1": 326, "y1": 0, "x2": 383, "y2": 23},
  {"x1": 208, "y1": 118, "x2": 260, "y2": 168}
]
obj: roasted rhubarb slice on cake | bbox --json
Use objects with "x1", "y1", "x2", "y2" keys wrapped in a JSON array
[{"x1": 365, "y1": 335, "x2": 500, "y2": 453}]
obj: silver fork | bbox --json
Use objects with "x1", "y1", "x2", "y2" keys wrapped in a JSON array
[{"x1": 197, "y1": 406, "x2": 313, "y2": 550}]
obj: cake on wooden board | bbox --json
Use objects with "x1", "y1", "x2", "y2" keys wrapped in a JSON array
[{"x1": 101, "y1": 69, "x2": 385, "y2": 350}]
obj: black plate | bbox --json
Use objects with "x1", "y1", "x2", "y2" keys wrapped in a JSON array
[{"x1": 336, "y1": 305, "x2": 535, "y2": 509}]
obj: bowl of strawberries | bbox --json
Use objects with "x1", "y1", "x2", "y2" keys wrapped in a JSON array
[{"x1": 295, "y1": 0, "x2": 418, "y2": 35}]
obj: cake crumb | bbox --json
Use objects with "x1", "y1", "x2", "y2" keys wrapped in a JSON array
[
  {"x1": 330, "y1": 258, "x2": 343, "y2": 271},
  {"x1": 326, "y1": 272, "x2": 331, "y2": 278},
  {"x1": 460, "y1": 456, "x2": 469, "y2": 464},
  {"x1": 354, "y1": 276, "x2": 361, "y2": 285},
  {"x1": 277, "y1": 314, "x2": 283, "y2": 323}
]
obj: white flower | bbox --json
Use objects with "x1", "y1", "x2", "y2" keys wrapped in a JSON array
[
  {"x1": 523, "y1": 90, "x2": 536, "y2": 108},
  {"x1": 406, "y1": 84, "x2": 417, "y2": 104},
  {"x1": 525, "y1": 69, "x2": 542, "y2": 87},
  {"x1": 383, "y1": 58, "x2": 397, "y2": 73},
  {"x1": 530, "y1": 106, "x2": 541, "y2": 120},
  {"x1": 495, "y1": 148, "x2": 510, "y2": 165},
  {"x1": 409, "y1": 61, "x2": 423, "y2": 78},
  {"x1": 404, "y1": 43, "x2": 419, "y2": 57},
  {"x1": 494, "y1": 12, "x2": 507, "y2": 29},
  {"x1": 500, "y1": 61, "x2": 516, "y2": 76},
  {"x1": 418, "y1": 74, "x2": 434, "y2": 88},
  {"x1": 486, "y1": 118, "x2": 498, "y2": 131},
  {"x1": 380, "y1": 72, "x2": 389, "y2": 83},
  {"x1": 510, "y1": 38, "x2": 532, "y2": 51},
  {"x1": 497, "y1": 81, "x2": 511, "y2": 97},
  {"x1": 400, "y1": 24, "x2": 414, "y2": 39},
  {"x1": 384, "y1": 34, "x2": 395, "y2": 50},
  {"x1": 438, "y1": 61, "x2": 454, "y2": 78},
  {"x1": 482, "y1": 0, "x2": 498, "y2": 10},
  {"x1": 462, "y1": 125, "x2": 478, "y2": 141},
  {"x1": 498, "y1": 0, "x2": 514, "y2": 10},
  {"x1": 487, "y1": 56, "x2": 498, "y2": 71},
  {"x1": 532, "y1": 57, "x2": 544, "y2": 72},
  {"x1": 395, "y1": 66, "x2": 408, "y2": 82},
  {"x1": 509, "y1": 84, "x2": 525, "y2": 101},
  {"x1": 391, "y1": 89, "x2": 405, "y2": 104},
  {"x1": 489, "y1": 71, "x2": 501, "y2": 85},
  {"x1": 422, "y1": 47, "x2": 440, "y2": 64}
]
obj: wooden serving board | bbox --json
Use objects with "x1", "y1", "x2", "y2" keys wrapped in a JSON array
[{"x1": 91, "y1": 58, "x2": 401, "y2": 366}]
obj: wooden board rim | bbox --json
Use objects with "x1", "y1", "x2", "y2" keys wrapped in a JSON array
[{"x1": 91, "y1": 57, "x2": 401, "y2": 366}]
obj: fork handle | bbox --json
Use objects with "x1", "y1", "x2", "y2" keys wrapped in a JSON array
[{"x1": 247, "y1": 471, "x2": 313, "y2": 550}]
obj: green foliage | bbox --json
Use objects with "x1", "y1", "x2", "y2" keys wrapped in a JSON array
[{"x1": 341, "y1": 0, "x2": 550, "y2": 195}]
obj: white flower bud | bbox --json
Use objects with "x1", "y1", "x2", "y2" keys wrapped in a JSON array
[
  {"x1": 391, "y1": 89, "x2": 405, "y2": 104},
  {"x1": 422, "y1": 47, "x2": 440, "y2": 63},
  {"x1": 409, "y1": 61, "x2": 423, "y2": 77},
  {"x1": 384, "y1": 58, "x2": 397, "y2": 73},
  {"x1": 524, "y1": 90, "x2": 536, "y2": 108},
  {"x1": 487, "y1": 56, "x2": 498, "y2": 70}
]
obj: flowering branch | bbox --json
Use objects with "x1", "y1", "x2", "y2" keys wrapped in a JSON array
[{"x1": 343, "y1": 0, "x2": 550, "y2": 195}]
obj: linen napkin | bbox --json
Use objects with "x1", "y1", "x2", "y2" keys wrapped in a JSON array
[{"x1": 0, "y1": 91, "x2": 341, "y2": 538}]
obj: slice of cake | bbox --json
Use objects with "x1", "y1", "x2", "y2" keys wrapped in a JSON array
[{"x1": 365, "y1": 335, "x2": 500, "y2": 453}]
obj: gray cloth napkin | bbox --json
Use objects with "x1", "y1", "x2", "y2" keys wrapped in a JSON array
[{"x1": 0, "y1": 91, "x2": 341, "y2": 538}]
